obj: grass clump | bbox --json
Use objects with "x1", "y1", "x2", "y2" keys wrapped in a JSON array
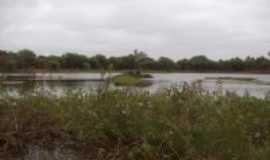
[
  {"x1": 0, "y1": 85, "x2": 270, "y2": 159},
  {"x1": 112, "y1": 74, "x2": 152, "y2": 87}
]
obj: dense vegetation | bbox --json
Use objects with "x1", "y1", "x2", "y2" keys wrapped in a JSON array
[
  {"x1": 0, "y1": 84, "x2": 270, "y2": 159},
  {"x1": 1, "y1": 49, "x2": 270, "y2": 72}
]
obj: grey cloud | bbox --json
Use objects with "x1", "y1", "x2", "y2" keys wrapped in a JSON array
[{"x1": 0, "y1": 0, "x2": 270, "y2": 59}]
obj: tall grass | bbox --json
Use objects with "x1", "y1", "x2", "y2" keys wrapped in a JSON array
[{"x1": 0, "y1": 84, "x2": 270, "y2": 159}]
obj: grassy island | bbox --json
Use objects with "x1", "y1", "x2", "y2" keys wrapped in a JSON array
[{"x1": 112, "y1": 71, "x2": 153, "y2": 87}]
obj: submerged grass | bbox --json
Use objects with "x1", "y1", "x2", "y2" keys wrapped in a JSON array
[
  {"x1": 205, "y1": 76, "x2": 270, "y2": 86},
  {"x1": 0, "y1": 85, "x2": 270, "y2": 160},
  {"x1": 205, "y1": 77, "x2": 256, "y2": 82}
]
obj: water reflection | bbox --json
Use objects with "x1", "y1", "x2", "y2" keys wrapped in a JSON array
[{"x1": 1, "y1": 73, "x2": 270, "y2": 98}]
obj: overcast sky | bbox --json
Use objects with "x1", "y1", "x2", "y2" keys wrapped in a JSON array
[{"x1": 0, "y1": 0, "x2": 270, "y2": 59}]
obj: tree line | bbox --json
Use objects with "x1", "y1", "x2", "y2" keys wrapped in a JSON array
[{"x1": 1, "y1": 49, "x2": 270, "y2": 73}]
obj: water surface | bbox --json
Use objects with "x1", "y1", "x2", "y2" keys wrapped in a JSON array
[{"x1": 1, "y1": 73, "x2": 270, "y2": 98}]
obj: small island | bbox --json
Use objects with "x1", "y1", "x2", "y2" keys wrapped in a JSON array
[{"x1": 112, "y1": 70, "x2": 153, "y2": 87}]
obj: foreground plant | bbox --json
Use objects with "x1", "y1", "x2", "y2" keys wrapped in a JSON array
[{"x1": 0, "y1": 86, "x2": 270, "y2": 160}]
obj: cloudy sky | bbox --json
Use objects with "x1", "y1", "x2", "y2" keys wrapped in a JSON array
[{"x1": 0, "y1": 0, "x2": 270, "y2": 59}]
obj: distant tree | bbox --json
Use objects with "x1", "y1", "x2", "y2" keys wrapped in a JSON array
[
  {"x1": 89, "y1": 54, "x2": 108, "y2": 69},
  {"x1": 177, "y1": 59, "x2": 190, "y2": 70},
  {"x1": 157, "y1": 57, "x2": 176, "y2": 71},
  {"x1": 0, "y1": 50, "x2": 9, "y2": 71},
  {"x1": 118, "y1": 55, "x2": 137, "y2": 70},
  {"x1": 140, "y1": 57, "x2": 157, "y2": 70},
  {"x1": 244, "y1": 56, "x2": 257, "y2": 70},
  {"x1": 133, "y1": 50, "x2": 155, "y2": 70},
  {"x1": 189, "y1": 55, "x2": 216, "y2": 71},
  {"x1": 17, "y1": 49, "x2": 36, "y2": 70},
  {"x1": 62, "y1": 53, "x2": 89, "y2": 69},
  {"x1": 134, "y1": 50, "x2": 146, "y2": 61},
  {"x1": 1, "y1": 48, "x2": 270, "y2": 72},
  {"x1": 45, "y1": 56, "x2": 61, "y2": 70},
  {"x1": 107, "y1": 57, "x2": 120, "y2": 70},
  {"x1": 255, "y1": 56, "x2": 270, "y2": 70},
  {"x1": 35, "y1": 56, "x2": 48, "y2": 69},
  {"x1": 226, "y1": 58, "x2": 245, "y2": 71}
]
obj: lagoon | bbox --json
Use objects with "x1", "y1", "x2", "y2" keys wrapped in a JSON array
[{"x1": 1, "y1": 73, "x2": 270, "y2": 98}]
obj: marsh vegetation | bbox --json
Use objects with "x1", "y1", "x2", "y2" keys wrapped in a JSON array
[{"x1": 0, "y1": 83, "x2": 270, "y2": 160}]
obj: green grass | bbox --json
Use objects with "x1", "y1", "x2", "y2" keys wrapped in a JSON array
[
  {"x1": 205, "y1": 76, "x2": 256, "y2": 82},
  {"x1": 112, "y1": 74, "x2": 152, "y2": 87},
  {"x1": 0, "y1": 86, "x2": 270, "y2": 159},
  {"x1": 205, "y1": 76, "x2": 270, "y2": 86}
]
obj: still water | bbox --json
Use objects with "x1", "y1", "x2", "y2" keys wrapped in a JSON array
[{"x1": 1, "y1": 73, "x2": 270, "y2": 98}]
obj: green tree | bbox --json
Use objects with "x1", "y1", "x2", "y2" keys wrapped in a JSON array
[
  {"x1": 47, "y1": 56, "x2": 61, "y2": 70},
  {"x1": 255, "y1": 56, "x2": 270, "y2": 70},
  {"x1": 89, "y1": 54, "x2": 108, "y2": 69},
  {"x1": 244, "y1": 56, "x2": 257, "y2": 70},
  {"x1": 17, "y1": 49, "x2": 36, "y2": 69},
  {"x1": 177, "y1": 59, "x2": 190, "y2": 70},
  {"x1": 62, "y1": 53, "x2": 89, "y2": 69},
  {"x1": 133, "y1": 50, "x2": 156, "y2": 70},
  {"x1": 0, "y1": 50, "x2": 9, "y2": 71},
  {"x1": 189, "y1": 55, "x2": 216, "y2": 71},
  {"x1": 118, "y1": 55, "x2": 137, "y2": 70},
  {"x1": 157, "y1": 57, "x2": 176, "y2": 71}
]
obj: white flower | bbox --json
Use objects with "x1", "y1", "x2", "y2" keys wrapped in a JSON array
[
  {"x1": 138, "y1": 102, "x2": 143, "y2": 107},
  {"x1": 121, "y1": 110, "x2": 127, "y2": 115},
  {"x1": 254, "y1": 132, "x2": 261, "y2": 138}
]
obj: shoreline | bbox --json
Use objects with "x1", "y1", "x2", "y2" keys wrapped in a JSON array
[{"x1": 1, "y1": 70, "x2": 270, "y2": 75}]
